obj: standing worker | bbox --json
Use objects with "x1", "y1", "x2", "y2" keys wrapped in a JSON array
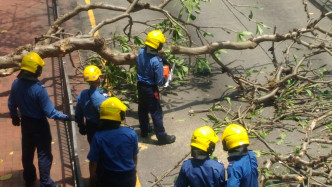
[
  {"x1": 8, "y1": 52, "x2": 71, "y2": 187},
  {"x1": 75, "y1": 65, "x2": 108, "y2": 144},
  {"x1": 221, "y1": 124, "x2": 259, "y2": 187},
  {"x1": 88, "y1": 97, "x2": 139, "y2": 187},
  {"x1": 175, "y1": 126, "x2": 226, "y2": 187},
  {"x1": 136, "y1": 30, "x2": 175, "y2": 145}
]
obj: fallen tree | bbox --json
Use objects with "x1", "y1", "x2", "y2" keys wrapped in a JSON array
[{"x1": 1, "y1": 0, "x2": 331, "y2": 186}]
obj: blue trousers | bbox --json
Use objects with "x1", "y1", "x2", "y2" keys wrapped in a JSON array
[
  {"x1": 137, "y1": 82, "x2": 166, "y2": 139},
  {"x1": 98, "y1": 169, "x2": 136, "y2": 187},
  {"x1": 86, "y1": 120, "x2": 98, "y2": 144},
  {"x1": 21, "y1": 116, "x2": 54, "y2": 187}
]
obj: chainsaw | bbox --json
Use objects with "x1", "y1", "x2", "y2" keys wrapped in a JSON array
[{"x1": 163, "y1": 62, "x2": 175, "y2": 87}]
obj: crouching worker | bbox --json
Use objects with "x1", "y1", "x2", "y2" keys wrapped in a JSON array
[
  {"x1": 221, "y1": 124, "x2": 258, "y2": 187},
  {"x1": 175, "y1": 126, "x2": 225, "y2": 187},
  {"x1": 87, "y1": 97, "x2": 139, "y2": 187}
]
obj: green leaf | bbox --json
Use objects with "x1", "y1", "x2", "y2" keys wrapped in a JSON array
[
  {"x1": 200, "y1": 118, "x2": 209, "y2": 122},
  {"x1": 218, "y1": 49, "x2": 227, "y2": 53},
  {"x1": 294, "y1": 146, "x2": 301, "y2": 154},
  {"x1": 133, "y1": 36, "x2": 144, "y2": 45},
  {"x1": 258, "y1": 130, "x2": 267, "y2": 139},
  {"x1": 256, "y1": 25, "x2": 263, "y2": 35},
  {"x1": 250, "y1": 5, "x2": 264, "y2": 10},
  {"x1": 237, "y1": 33, "x2": 246, "y2": 42},
  {"x1": 224, "y1": 116, "x2": 230, "y2": 123},
  {"x1": 224, "y1": 97, "x2": 231, "y2": 107},
  {"x1": 203, "y1": 32, "x2": 214, "y2": 37},
  {"x1": 237, "y1": 31, "x2": 252, "y2": 42},
  {"x1": 246, "y1": 68, "x2": 254, "y2": 77},
  {"x1": 178, "y1": 7, "x2": 184, "y2": 19},
  {"x1": 190, "y1": 14, "x2": 196, "y2": 20},
  {"x1": 0, "y1": 174, "x2": 12, "y2": 181},
  {"x1": 257, "y1": 22, "x2": 271, "y2": 29},
  {"x1": 293, "y1": 54, "x2": 298, "y2": 63},
  {"x1": 277, "y1": 132, "x2": 286, "y2": 145},
  {"x1": 241, "y1": 31, "x2": 253, "y2": 35},
  {"x1": 253, "y1": 150, "x2": 261, "y2": 157},
  {"x1": 226, "y1": 85, "x2": 236, "y2": 89},
  {"x1": 305, "y1": 89, "x2": 312, "y2": 96},
  {"x1": 249, "y1": 10, "x2": 253, "y2": 19},
  {"x1": 207, "y1": 115, "x2": 219, "y2": 123}
]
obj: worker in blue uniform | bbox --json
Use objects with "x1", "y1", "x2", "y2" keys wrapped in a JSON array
[
  {"x1": 175, "y1": 126, "x2": 225, "y2": 187},
  {"x1": 8, "y1": 52, "x2": 70, "y2": 187},
  {"x1": 75, "y1": 65, "x2": 108, "y2": 144},
  {"x1": 136, "y1": 30, "x2": 175, "y2": 145},
  {"x1": 88, "y1": 97, "x2": 139, "y2": 187},
  {"x1": 221, "y1": 124, "x2": 259, "y2": 187}
]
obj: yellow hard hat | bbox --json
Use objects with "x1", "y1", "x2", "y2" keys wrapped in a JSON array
[
  {"x1": 83, "y1": 65, "x2": 102, "y2": 82},
  {"x1": 190, "y1": 126, "x2": 219, "y2": 153},
  {"x1": 20, "y1": 52, "x2": 45, "y2": 73},
  {"x1": 145, "y1": 30, "x2": 166, "y2": 49},
  {"x1": 100, "y1": 97, "x2": 127, "y2": 122},
  {"x1": 221, "y1": 124, "x2": 249, "y2": 150}
]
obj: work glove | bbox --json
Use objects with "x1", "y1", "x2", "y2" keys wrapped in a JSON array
[
  {"x1": 64, "y1": 114, "x2": 75, "y2": 121},
  {"x1": 160, "y1": 53, "x2": 171, "y2": 67},
  {"x1": 12, "y1": 116, "x2": 21, "y2": 126},
  {"x1": 78, "y1": 125, "x2": 87, "y2": 135}
]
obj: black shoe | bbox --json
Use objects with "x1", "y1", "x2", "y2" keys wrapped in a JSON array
[
  {"x1": 25, "y1": 181, "x2": 35, "y2": 187},
  {"x1": 158, "y1": 135, "x2": 176, "y2": 145},
  {"x1": 25, "y1": 178, "x2": 36, "y2": 187},
  {"x1": 141, "y1": 127, "x2": 153, "y2": 138}
]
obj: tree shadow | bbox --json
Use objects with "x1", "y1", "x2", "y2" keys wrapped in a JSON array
[{"x1": 0, "y1": 2, "x2": 49, "y2": 56}]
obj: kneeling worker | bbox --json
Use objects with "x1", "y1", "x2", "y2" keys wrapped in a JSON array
[
  {"x1": 175, "y1": 126, "x2": 226, "y2": 187},
  {"x1": 88, "y1": 97, "x2": 139, "y2": 187},
  {"x1": 221, "y1": 124, "x2": 258, "y2": 187}
]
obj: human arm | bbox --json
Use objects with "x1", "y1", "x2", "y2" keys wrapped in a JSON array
[
  {"x1": 174, "y1": 165, "x2": 188, "y2": 187},
  {"x1": 218, "y1": 162, "x2": 227, "y2": 187},
  {"x1": 8, "y1": 81, "x2": 20, "y2": 126},
  {"x1": 75, "y1": 94, "x2": 87, "y2": 135},
  {"x1": 8, "y1": 81, "x2": 18, "y2": 118},
  {"x1": 38, "y1": 87, "x2": 68, "y2": 120},
  {"x1": 133, "y1": 154, "x2": 138, "y2": 173},
  {"x1": 226, "y1": 165, "x2": 242, "y2": 187},
  {"x1": 153, "y1": 57, "x2": 165, "y2": 86},
  {"x1": 90, "y1": 89, "x2": 108, "y2": 112}
]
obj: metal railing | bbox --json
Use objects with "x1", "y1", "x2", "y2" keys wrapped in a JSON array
[{"x1": 46, "y1": 0, "x2": 83, "y2": 186}]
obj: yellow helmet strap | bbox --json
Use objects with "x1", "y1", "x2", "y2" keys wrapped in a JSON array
[
  {"x1": 206, "y1": 142, "x2": 216, "y2": 155},
  {"x1": 222, "y1": 140, "x2": 228, "y2": 151},
  {"x1": 120, "y1": 111, "x2": 126, "y2": 121},
  {"x1": 35, "y1": 66, "x2": 43, "y2": 77},
  {"x1": 156, "y1": 43, "x2": 163, "y2": 51}
]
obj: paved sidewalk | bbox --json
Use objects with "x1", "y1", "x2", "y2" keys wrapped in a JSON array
[{"x1": 0, "y1": 0, "x2": 74, "y2": 186}]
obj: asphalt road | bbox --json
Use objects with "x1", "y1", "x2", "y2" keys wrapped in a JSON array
[{"x1": 57, "y1": 0, "x2": 332, "y2": 186}]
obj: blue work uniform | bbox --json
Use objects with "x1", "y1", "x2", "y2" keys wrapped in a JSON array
[
  {"x1": 226, "y1": 150, "x2": 259, "y2": 187},
  {"x1": 136, "y1": 47, "x2": 167, "y2": 139},
  {"x1": 175, "y1": 158, "x2": 226, "y2": 187},
  {"x1": 88, "y1": 126, "x2": 139, "y2": 187},
  {"x1": 8, "y1": 78, "x2": 68, "y2": 187},
  {"x1": 75, "y1": 87, "x2": 108, "y2": 143}
]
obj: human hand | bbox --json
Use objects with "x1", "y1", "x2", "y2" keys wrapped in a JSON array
[
  {"x1": 12, "y1": 116, "x2": 20, "y2": 126},
  {"x1": 64, "y1": 115, "x2": 75, "y2": 121},
  {"x1": 79, "y1": 126, "x2": 87, "y2": 135}
]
